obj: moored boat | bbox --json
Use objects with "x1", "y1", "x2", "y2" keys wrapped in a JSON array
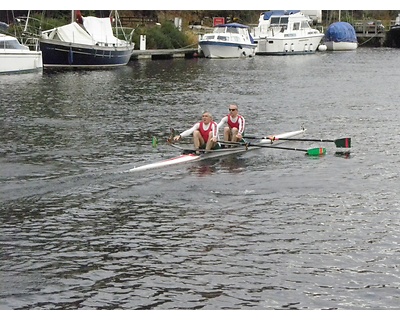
[
  {"x1": 323, "y1": 21, "x2": 358, "y2": 51},
  {"x1": 386, "y1": 13, "x2": 400, "y2": 48},
  {"x1": 199, "y1": 23, "x2": 257, "y2": 58},
  {"x1": 0, "y1": 33, "x2": 42, "y2": 74},
  {"x1": 39, "y1": 10, "x2": 135, "y2": 69},
  {"x1": 252, "y1": 10, "x2": 324, "y2": 55},
  {"x1": 129, "y1": 128, "x2": 306, "y2": 172}
]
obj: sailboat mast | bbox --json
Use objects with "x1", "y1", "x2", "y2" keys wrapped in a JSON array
[{"x1": 24, "y1": 10, "x2": 30, "y2": 32}]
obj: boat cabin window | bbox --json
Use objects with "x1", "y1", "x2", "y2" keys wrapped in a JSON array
[
  {"x1": 203, "y1": 35, "x2": 215, "y2": 40},
  {"x1": 280, "y1": 17, "x2": 289, "y2": 25},
  {"x1": 301, "y1": 21, "x2": 310, "y2": 29},
  {"x1": 217, "y1": 35, "x2": 228, "y2": 41},
  {"x1": 270, "y1": 17, "x2": 288, "y2": 28},
  {"x1": 226, "y1": 26, "x2": 239, "y2": 33},
  {"x1": 293, "y1": 22, "x2": 300, "y2": 31},
  {"x1": 0, "y1": 39, "x2": 28, "y2": 50}
]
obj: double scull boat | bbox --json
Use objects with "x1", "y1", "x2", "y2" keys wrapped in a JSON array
[{"x1": 129, "y1": 128, "x2": 306, "y2": 172}]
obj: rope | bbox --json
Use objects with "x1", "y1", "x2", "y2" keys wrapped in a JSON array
[{"x1": 358, "y1": 32, "x2": 382, "y2": 46}]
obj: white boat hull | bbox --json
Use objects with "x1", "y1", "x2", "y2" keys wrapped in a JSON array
[
  {"x1": 200, "y1": 41, "x2": 257, "y2": 58},
  {"x1": 0, "y1": 51, "x2": 43, "y2": 73},
  {"x1": 324, "y1": 41, "x2": 358, "y2": 51},
  {"x1": 199, "y1": 23, "x2": 257, "y2": 59},
  {"x1": 255, "y1": 34, "x2": 323, "y2": 55},
  {"x1": 129, "y1": 128, "x2": 305, "y2": 172},
  {"x1": 0, "y1": 33, "x2": 43, "y2": 74}
]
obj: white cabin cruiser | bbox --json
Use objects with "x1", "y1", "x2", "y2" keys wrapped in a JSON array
[
  {"x1": 252, "y1": 10, "x2": 324, "y2": 55},
  {"x1": 199, "y1": 23, "x2": 257, "y2": 58},
  {"x1": 0, "y1": 33, "x2": 42, "y2": 74}
]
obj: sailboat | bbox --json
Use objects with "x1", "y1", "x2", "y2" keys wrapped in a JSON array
[{"x1": 39, "y1": 10, "x2": 135, "y2": 68}]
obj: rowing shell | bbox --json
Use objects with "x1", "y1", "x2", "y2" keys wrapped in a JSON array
[{"x1": 129, "y1": 128, "x2": 306, "y2": 172}]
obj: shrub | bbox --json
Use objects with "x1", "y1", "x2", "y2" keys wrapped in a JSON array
[{"x1": 133, "y1": 21, "x2": 191, "y2": 49}]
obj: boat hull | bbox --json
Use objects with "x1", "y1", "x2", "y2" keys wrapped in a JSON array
[
  {"x1": 129, "y1": 128, "x2": 306, "y2": 172},
  {"x1": 200, "y1": 41, "x2": 257, "y2": 58},
  {"x1": 39, "y1": 39, "x2": 134, "y2": 68},
  {"x1": 324, "y1": 41, "x2": 358, "y2": 51},
  {"x1": 0, "y1": 51, "x2": 43, "y2": 73},
  {"x1": 255, "y1": 34, "x2": 323, "y2": 55},
  {"x1": 386, "y1": 26, "x2": 400, "y2": 48}
]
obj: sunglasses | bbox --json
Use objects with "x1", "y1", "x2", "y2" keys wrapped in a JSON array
[{"x1": 229, "y1": 109, "x2": 237, "y2": 111}]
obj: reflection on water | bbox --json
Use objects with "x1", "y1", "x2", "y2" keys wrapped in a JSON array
[{"x1": 188, "y1": 156, "x2": 248, "y2": 176}]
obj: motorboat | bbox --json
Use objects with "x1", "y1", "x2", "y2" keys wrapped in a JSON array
[
  {"x1": 386, "y1": 13, "x2": 400, "y2": 48},
  {"x1": 0, "y1": 33, "x2": 42, "y2": 74},
  {"x1": 199, "y1": 23, "x2": 257, "y2": 58},
  {"x1": 323, "y1": 21, "x2": 358, "y2": 51},
  {"x1": 39, "y1": 11, "x2": 135, "y2": 68},
  {"x1": 252, "y1": 10, "x2": 324, "y2": 55}
]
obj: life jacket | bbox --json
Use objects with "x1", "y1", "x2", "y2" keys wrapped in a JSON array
[{"x1": 199, "y1": 121, "x2": 217, "y2": 142}]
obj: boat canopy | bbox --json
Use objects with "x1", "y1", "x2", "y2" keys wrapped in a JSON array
[
  {"x1": 325, "y1": 22, "x2": 357, "y2": 43},
  {"x1": 41, "y1": 16, "x2": 127, "y2": 46},
  {"x1": 41, "y1": 22, "x2": 96, "y2": 45},
  {"x1": 83, "y1": 16, "x2": 124, "y2": 45},
  {"x1": 214, "y1": 23, "x2": 251, "y2": 29},
  {"x1": 261, "y1": 10, "x2": 300, "y2": 20}
]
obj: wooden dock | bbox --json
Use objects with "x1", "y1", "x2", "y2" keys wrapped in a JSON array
[
  {"x1": 130, "y1": 48, "x2": 200, "y2": 60},
  {"x1": 356, "y1": 31, "x2": 386, "y2": 47}
]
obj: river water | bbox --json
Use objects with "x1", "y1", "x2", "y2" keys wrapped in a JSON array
[{"x1": 1, "y1": 48, "x2": 400, "y2": 310}]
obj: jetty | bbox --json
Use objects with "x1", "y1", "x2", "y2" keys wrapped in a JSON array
[{"x1": 130, "y1": 48, "x2": 199, "y2": 60}]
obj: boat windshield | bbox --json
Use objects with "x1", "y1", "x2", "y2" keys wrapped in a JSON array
[
  {"x1": 0, "y1": 39, "x2": 29, "y2": 50},
  {"x1": 301, "y1": 20, "x2": 311, "y2": 29},
  {"x1": 271, "y1": 17, "x2": 289, "y2": 27},
  {"x1": 226, "y1": 26, "x2": 239, "y2": 33}
]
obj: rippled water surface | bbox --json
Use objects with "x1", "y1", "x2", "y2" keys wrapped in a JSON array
[{"x1": 1, "y1": 48, "x2": 400, "y2": 310}]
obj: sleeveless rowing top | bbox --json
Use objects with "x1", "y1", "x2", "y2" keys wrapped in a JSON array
[
  {"x1": 199, "y1": 121, "x2": 217, "y2": 142},
  {"x1": 227, "y1": 115, "x2": 245, "y2": 133}
]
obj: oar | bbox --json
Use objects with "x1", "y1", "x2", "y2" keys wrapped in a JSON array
[
  {"x1": 251, "y1": 144, "x2": 326, "y2": 156},
  {"x1": 220, "y1": 141, "x2": 326, "y2": 156},
  {"x1": 152, "y1": 136, "x2": 159, "y2": 148},
  {"x1": 244, "y1": 135, "x2": 351, "y2": 148}
]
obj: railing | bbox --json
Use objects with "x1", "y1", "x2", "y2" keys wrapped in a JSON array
[
  {"x1": 353, "y1": 20, "x2": 385, "y2": 35},
  {"x1": 119, "y1": 16, "x2": 158, "y2": 25}
]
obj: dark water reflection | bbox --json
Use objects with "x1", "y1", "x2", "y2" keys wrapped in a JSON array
[{"x1": 1, "y1": 48, "x2": 400, "y2": 309}]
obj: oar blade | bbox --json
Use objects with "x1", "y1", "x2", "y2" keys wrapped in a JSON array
[
  {"x1": 152, "y1": 136, "x2": 158, "y2": 148},
  {"x1": 306, "y1": 148, "x2": 326, "y2": 156},
  {"x1": 334, "y1": 138, "x2": 351, "y2": 148}
]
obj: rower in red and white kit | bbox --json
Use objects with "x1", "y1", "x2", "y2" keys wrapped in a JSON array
[
  {"x1": 173, "y1": 111, "x2": 218, "y2": 154},
  {"x1": 217, "y1": 103, "x2": 245, "y2": 143}
]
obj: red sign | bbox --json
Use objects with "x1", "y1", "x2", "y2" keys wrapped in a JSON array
[{"x1": 213, "y1": 17, "x2": 225, "y2": 26}]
